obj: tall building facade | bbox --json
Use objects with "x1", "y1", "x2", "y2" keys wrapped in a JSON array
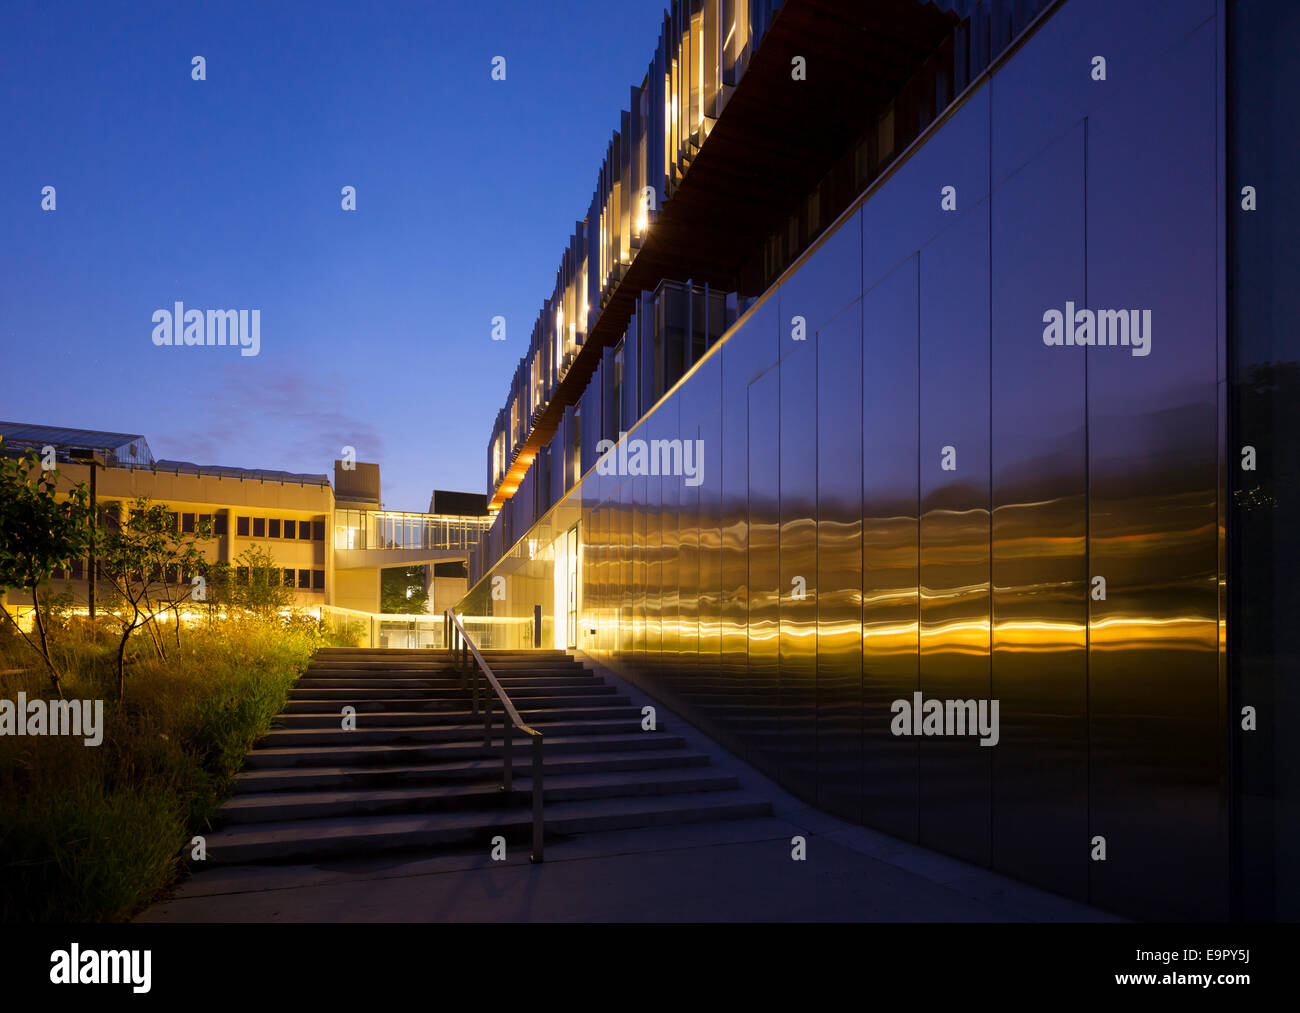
[{"x1": 463, "y1": 0, "x2": 1297, "y2": 920}]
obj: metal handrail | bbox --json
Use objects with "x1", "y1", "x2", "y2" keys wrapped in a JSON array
[{"x1": 444, "y1": 608, "x2": 544, "y2": 862}]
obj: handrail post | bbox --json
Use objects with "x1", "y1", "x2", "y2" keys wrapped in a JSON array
[
  {"x1": 484, "y1": 689, "x2": 492, "y2": 747},
  {"x1": 531, "y1": 733, "x2": 544, "y2": 863},
  {"x1": 503, "y1": 719, "x2": 513, "y2": 792}
]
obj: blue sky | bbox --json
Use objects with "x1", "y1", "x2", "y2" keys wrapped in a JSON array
[{"x1": 0, "y1": 0, "x2": 666, "y2": 511}]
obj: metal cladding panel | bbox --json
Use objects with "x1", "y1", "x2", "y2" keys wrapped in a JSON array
[
  {"x1": 720, "y1": 321, "x2": 752, "y2": 715},
  {"x1": 861, "y1": 257, "x2": 921, "y2": 839},
  {"x1": 779, "y1": 331, "x2": 818, "y2": 799},
  {"x1": 676, "y1": 383, "x2": 701, "y2": 692},
  {"x1": 647, "y1": 412, "x2": 663, "y2": 662},
  {"x1": 661, "y1": 401, "x2": 682, "y2": 681},
  {"x1": 990, "y1": 124, "x2": 1088, "y2": 900},
  {"x1": 619, "y1": 475, "x2": 632, "y2": 660},
  {"x1": 721, "y1": 300, "x2": 779, "y2": 750},
  {"x1": 918, "y1": 201, "x2": 992, "y2": 867},
  {"x1": 634, "y1": 469, "x2": 647, "y2": 658},
  {"x1": 816, "y1": 298, "x2": 864, "y2": 820},
  {"x1": 749, "y1": 366, "x2": 782, "y2": 773},
  {"x1": 696, "y1": 352, "x2": 725, "y2": 708},
  {"x1": 1085, "y1": 23, "x2": 1224, "y2": 921}
]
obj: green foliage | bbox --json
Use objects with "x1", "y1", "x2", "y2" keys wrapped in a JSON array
[
  {"x1": 95, "y1": 497, "x2": 209, "y2": 699},
  {"x1": 0, "y1": 445, "x2": 92, "y2": 591},
  {"x1": 381, "y1": 565, "x2": 430, "y2": 614},
  {"x1": 0, "y1": 620, "x2": 320, "y2": 922},
  {"x1": 231, "y1": 545, "x2": 292, "y2": 617},
  {"x1": 0, "y1": 443, "x2": 92, "y2": 695}
]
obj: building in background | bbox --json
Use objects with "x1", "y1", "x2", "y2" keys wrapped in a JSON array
[
  {"x1": 0, "y1": 421, "x2": 491, "y2": 621},
  {"x1": 459, "y1": 0, "x2": 1300, "y2": 922}
]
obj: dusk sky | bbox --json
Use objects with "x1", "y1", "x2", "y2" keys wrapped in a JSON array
[{"x1": 0, "y1": 0, "x2": 667, "y2": 511}]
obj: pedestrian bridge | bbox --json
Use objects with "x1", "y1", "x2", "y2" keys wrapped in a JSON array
[
  {"x1": 330, "y1": 508, "x2": 495, "y2": 613},
  {"x1": 333, "y1": 508, "x2": 492, "y2": 560},
  {"x1": 333, "y1": 508, "x2": 493, "y2": 570}
]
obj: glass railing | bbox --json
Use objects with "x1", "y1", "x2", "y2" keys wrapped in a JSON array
[
  {"x1": 333, "y1": 509, "x2": 493, "y2": 552},
  {"x1": 319, "y1": 605, "x2": 532, "y2": 650}
]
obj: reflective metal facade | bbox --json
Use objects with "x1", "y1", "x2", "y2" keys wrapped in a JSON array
[{"x1": 459, "y1": 0, "x2": 1246, "y2": 922}]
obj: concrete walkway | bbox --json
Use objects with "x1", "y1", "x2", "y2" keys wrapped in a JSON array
[{"x1": 139, "y1": 659, "x2": 1117, "y2": 923}]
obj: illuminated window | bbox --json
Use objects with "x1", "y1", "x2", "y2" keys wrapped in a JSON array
[{"x1": 571, "y1": 406, "x2": 582, "y2": 487}]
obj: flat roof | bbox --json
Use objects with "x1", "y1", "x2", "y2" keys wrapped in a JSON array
[{"x1": 0, "y1": 421, "x2": 147, "y2": 450}]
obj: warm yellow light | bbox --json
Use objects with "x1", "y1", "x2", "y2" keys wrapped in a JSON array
[{"x1": 697, "y1": 26, "x2": 704, "y2": 127}]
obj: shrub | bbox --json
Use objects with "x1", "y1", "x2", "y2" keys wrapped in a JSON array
[{"x1": 0, "y1": 618, "x2": 320, "y2": 922}]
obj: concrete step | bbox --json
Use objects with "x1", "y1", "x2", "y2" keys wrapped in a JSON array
[
  {"x1": 273, "y1": 705, "x2": 642, "y2": 729},
  {"x1": 256, "y1": 718, "x2": 663, "y2": 749},
  {"x1": 477, "y1": 651, "x2": 573, "y2": 658},
  {"x1": 219, "y1": 768, "x2": 742, "y2": 825},
  {"x1": 306, "y1": 661, "x2": 584, "y2": 672},
  {"x1": 282, "y1": 693, "x2": 630, "y2": 714},
  {"x1": 202, "y1": 790, "x2": 772, "y2": 864},
  {"x1": 241, "y1": 731, "x2": 689, "y2": 769},
  {"x1": 233, "y1": 749, "x2": 712, "y2": 793},
  {"x1": 296, "y1": 675, "x2": 601, "y2": 689},
  {"x1": 306, "y1": 657, "x2": 583, "y2": 667},
  {"x1": 287, "y1": 684, "x2": 617, "y2": 700}
]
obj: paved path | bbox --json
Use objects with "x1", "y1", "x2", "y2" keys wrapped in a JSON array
[{"x1": 139, "y1": 659, "x2": 1117, "y2": 923}]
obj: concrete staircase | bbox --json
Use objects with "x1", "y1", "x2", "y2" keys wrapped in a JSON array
[{"x1": 201, "y1": 647, "x2": 770, "y2": 865}]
